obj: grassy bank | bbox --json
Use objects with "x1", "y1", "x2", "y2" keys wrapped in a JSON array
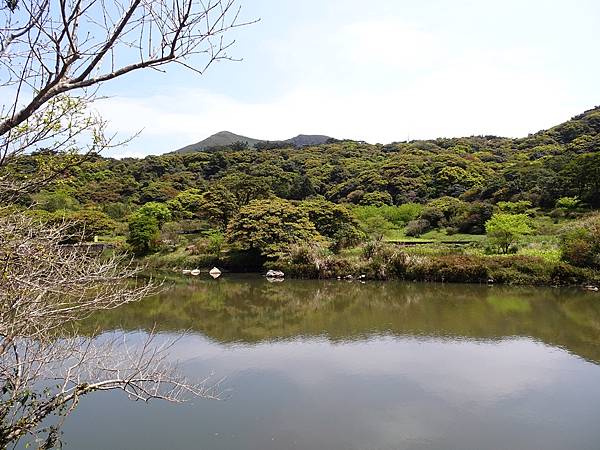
[
  {"x1": 141, "y1": 241, "x2": 599, "y2": 287},
  {"x1": 273, "y1": 241, "x2": 599, "y2": 286}
]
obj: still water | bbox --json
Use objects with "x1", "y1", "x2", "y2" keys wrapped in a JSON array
[{"x1": 66, "y1": 276, "x2": 600, "y2": 450}]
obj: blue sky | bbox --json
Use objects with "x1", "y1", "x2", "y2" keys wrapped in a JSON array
[{"x1": 96, "y1": 0, "x2": 600, "y2": 157}]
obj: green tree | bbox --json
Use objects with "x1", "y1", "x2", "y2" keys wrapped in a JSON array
[
  {"x1": 63, "y1": 209, "x2": 116, "y2": 242},
  {"x1": 219, "y1": 172, "x2": 271, "y2": 207},
  {"x1": 359, "y1": 191, "x2": 393, "y2": 207},
  {"x1": 126, "y1": 202, "x2": 171, "y2": 255},
  {"x1": 167, "y1": 189, "x2": 205, "y2": 220},
  {"x1": 226, "y1": 198, "x2": 324, "y2": 258},
  {"x1": 140, "y1": 181, "x2": 179, "y2": 203},
  {"x1": 198, "y1": 185, "x2": 239, "y2": 229},
  {"x1": 300, "y1": 198, "x2": 363, "y2": 251},
  {"x1": 127, "y1": 213, "x2": 161, "y2": 256},
  {"x1": 485, "y1": 213, "x2": 532, "y2": 254},
  {"x1": 137, "y1": 202, "x2": 172, "y2": 226},
  {"x1": 497, "y1": 200, "x2": 532, "y2": 214}
]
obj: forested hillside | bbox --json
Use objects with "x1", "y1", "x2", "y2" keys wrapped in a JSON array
[
  {"x1": 21, "y1": 105, "x2": 599, "y2": 208},
  {"x1": 9, "y1": 106, "x2": 600, "y2": 283}
]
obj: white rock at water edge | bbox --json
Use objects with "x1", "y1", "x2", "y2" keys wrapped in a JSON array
[
  {"x1": 190, "y1": 269, "x2": 201, "y2": 276},
  {"x1": 266, "y1": 270, "x2": 285, "y2": 278}
]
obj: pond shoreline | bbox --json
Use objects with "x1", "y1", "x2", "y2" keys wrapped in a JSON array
[{"x1": 147, "y1": 252, "x2": 600, "y2": 288}]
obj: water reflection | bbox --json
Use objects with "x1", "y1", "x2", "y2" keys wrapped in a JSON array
[
  {"x1": 87, "y1": 276, "x2": 600, "y2": 363},
  {"x1": 59, "y1": 277, "x2": 600, "y2": 450}
]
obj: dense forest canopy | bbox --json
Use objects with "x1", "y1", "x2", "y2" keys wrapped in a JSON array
[{"x1": 13, "y1": 105, "x2": 599, "y2": 210}]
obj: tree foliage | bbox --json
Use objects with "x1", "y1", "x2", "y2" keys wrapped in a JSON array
[
  {"x1": 485, "y1": 213, "x2": 532, "y2": 254},
  {"x1": 226, "y1": 198, "x2": 323, "y2": 258}
]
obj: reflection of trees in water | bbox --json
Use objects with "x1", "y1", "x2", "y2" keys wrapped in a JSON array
[{"x1": 85, "y1": 278, "x2": 600, "y2": 363}]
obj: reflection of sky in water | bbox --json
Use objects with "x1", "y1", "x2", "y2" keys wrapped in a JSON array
[{"x1": 62, "y1": 333, "x2": 600, "y2": 450}]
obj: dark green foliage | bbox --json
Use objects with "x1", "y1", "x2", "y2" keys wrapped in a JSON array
[
  {"x1": 33, "y1": 189, "x2": 80, "y2": 212},
  {"x1": 11, "y1": 106, "x2": 600, "y2": 285},
  {"x1": 300, "y1": 199, "x2": 363, "y2": 250},
  {"x1": 126, "y1": 202, "x2": 171, "y2": 255},
  {"x1": 127, "y1": 213, "x2": 160, "y2": 256},
  {"x1": 452, "y1": 202, "x2": 494, "y2": 234},
  {"x1": 226, "y1": 198, "x2": 324, "y2": 258},
  {"x1": 21, "y1": 106, "x2": 599, "y2": 215},
  {"x1": 405, "y1": 219, "x2": 431, "y2": 237},
  {"x1": 26, "y1": 208, "x2": 116, "y2": 242}
]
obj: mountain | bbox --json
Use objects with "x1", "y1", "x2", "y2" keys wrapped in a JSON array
[
  {"x1": 283, "y1": 134, "x2": 331, "y2": 147},
  {"x1": 175, "y1": 131, "x2": 264, "y2": 153},
  {"x1": 174, "y1": 131, "x2": 334, "y2": 153}
]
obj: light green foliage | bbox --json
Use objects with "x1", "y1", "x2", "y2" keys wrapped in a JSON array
[
  {"x1": 497, "y1": 200, "x2": 532, "y2": 214},
  {"x1": 555, "y1": 196, "x2": 579, "y2": 210},
  {"x1": 64, "y1": 209, "x2": 116, "y2": 241},
  {"x1": 353, "y1": 204, "x2": 422, "y2": 227},
  {"x1": 137, "y1": 202, "x2": 171, "y2": 227},
  {"x1": 27, "y1": 208, "x2": 116, "y2": 242},
  {"x1": 126, "y1": 202, "x2": 171, "y2": 255},
  {"x1": 13, "y1": 106, "x2": 600, "y2": 268},
  {"x1": 387, "y1": 203, "x2": 423, "y2": 225},
  {"x1": 362, "y1": 215, "x2": 393, "y2": 240},
  {"x1": 485, "y1": 213, "x2": 532, "y2": 254},
  {"x1": 33, "y1": 189, "x2": 80, "y2": 212},
  {"x1": 207, "y1": 231, "x2": 225, "y2": 255},
  {"x1": 226, "y1": 198, "x2": 324, "y2": 258}
]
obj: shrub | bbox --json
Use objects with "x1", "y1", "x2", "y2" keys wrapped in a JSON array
[
  {"x1": 550, "y1": 263, "x2": 590, "y2": 285},
  {"x1": 561, "y1": 214, "x2": 600, "y2": 268},
  {"x1": 405, "y1": 219, "x2": 430, "y2": 237},
  {"x1": 381, "y1": 203, "x2": 423, "y2": 226},
  {"x1": 497, "y1": 200, "x2": 532, "y2": 214},
  {"x1": 555, "y1": 196, "x2": 579, "y2": 210},
  {"x1": 406, "y1": 255, "x2": 488, "y2": 283}
]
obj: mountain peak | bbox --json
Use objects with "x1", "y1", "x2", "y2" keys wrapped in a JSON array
[{"x1": 174, "y1": 131, "x2": 334, "y2": 153}]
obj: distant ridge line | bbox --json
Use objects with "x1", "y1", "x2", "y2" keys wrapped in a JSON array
[{"x1": 174, "y1": 131, "x2": 334, "y2": 153}]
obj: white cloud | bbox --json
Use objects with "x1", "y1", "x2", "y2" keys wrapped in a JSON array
[
  {"x1": 336, "y1": 19, "x2": 444, "y2": 69},
  {"x1": 95, "y1": 17, "x2": 588, "y2": 157}
]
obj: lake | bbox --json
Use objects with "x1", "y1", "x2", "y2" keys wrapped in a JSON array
[{"x1": 64, "y1": 276, "x2": 600, "y2": 450}]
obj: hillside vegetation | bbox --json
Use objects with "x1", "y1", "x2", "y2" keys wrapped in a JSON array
[{"x1": 9, "y1": 106, "x2": 600, "y2": 285}]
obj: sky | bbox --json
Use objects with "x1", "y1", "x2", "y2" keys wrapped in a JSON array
[{"x1": 95, "y1": 0, "x2": 600, "y2": 158}]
